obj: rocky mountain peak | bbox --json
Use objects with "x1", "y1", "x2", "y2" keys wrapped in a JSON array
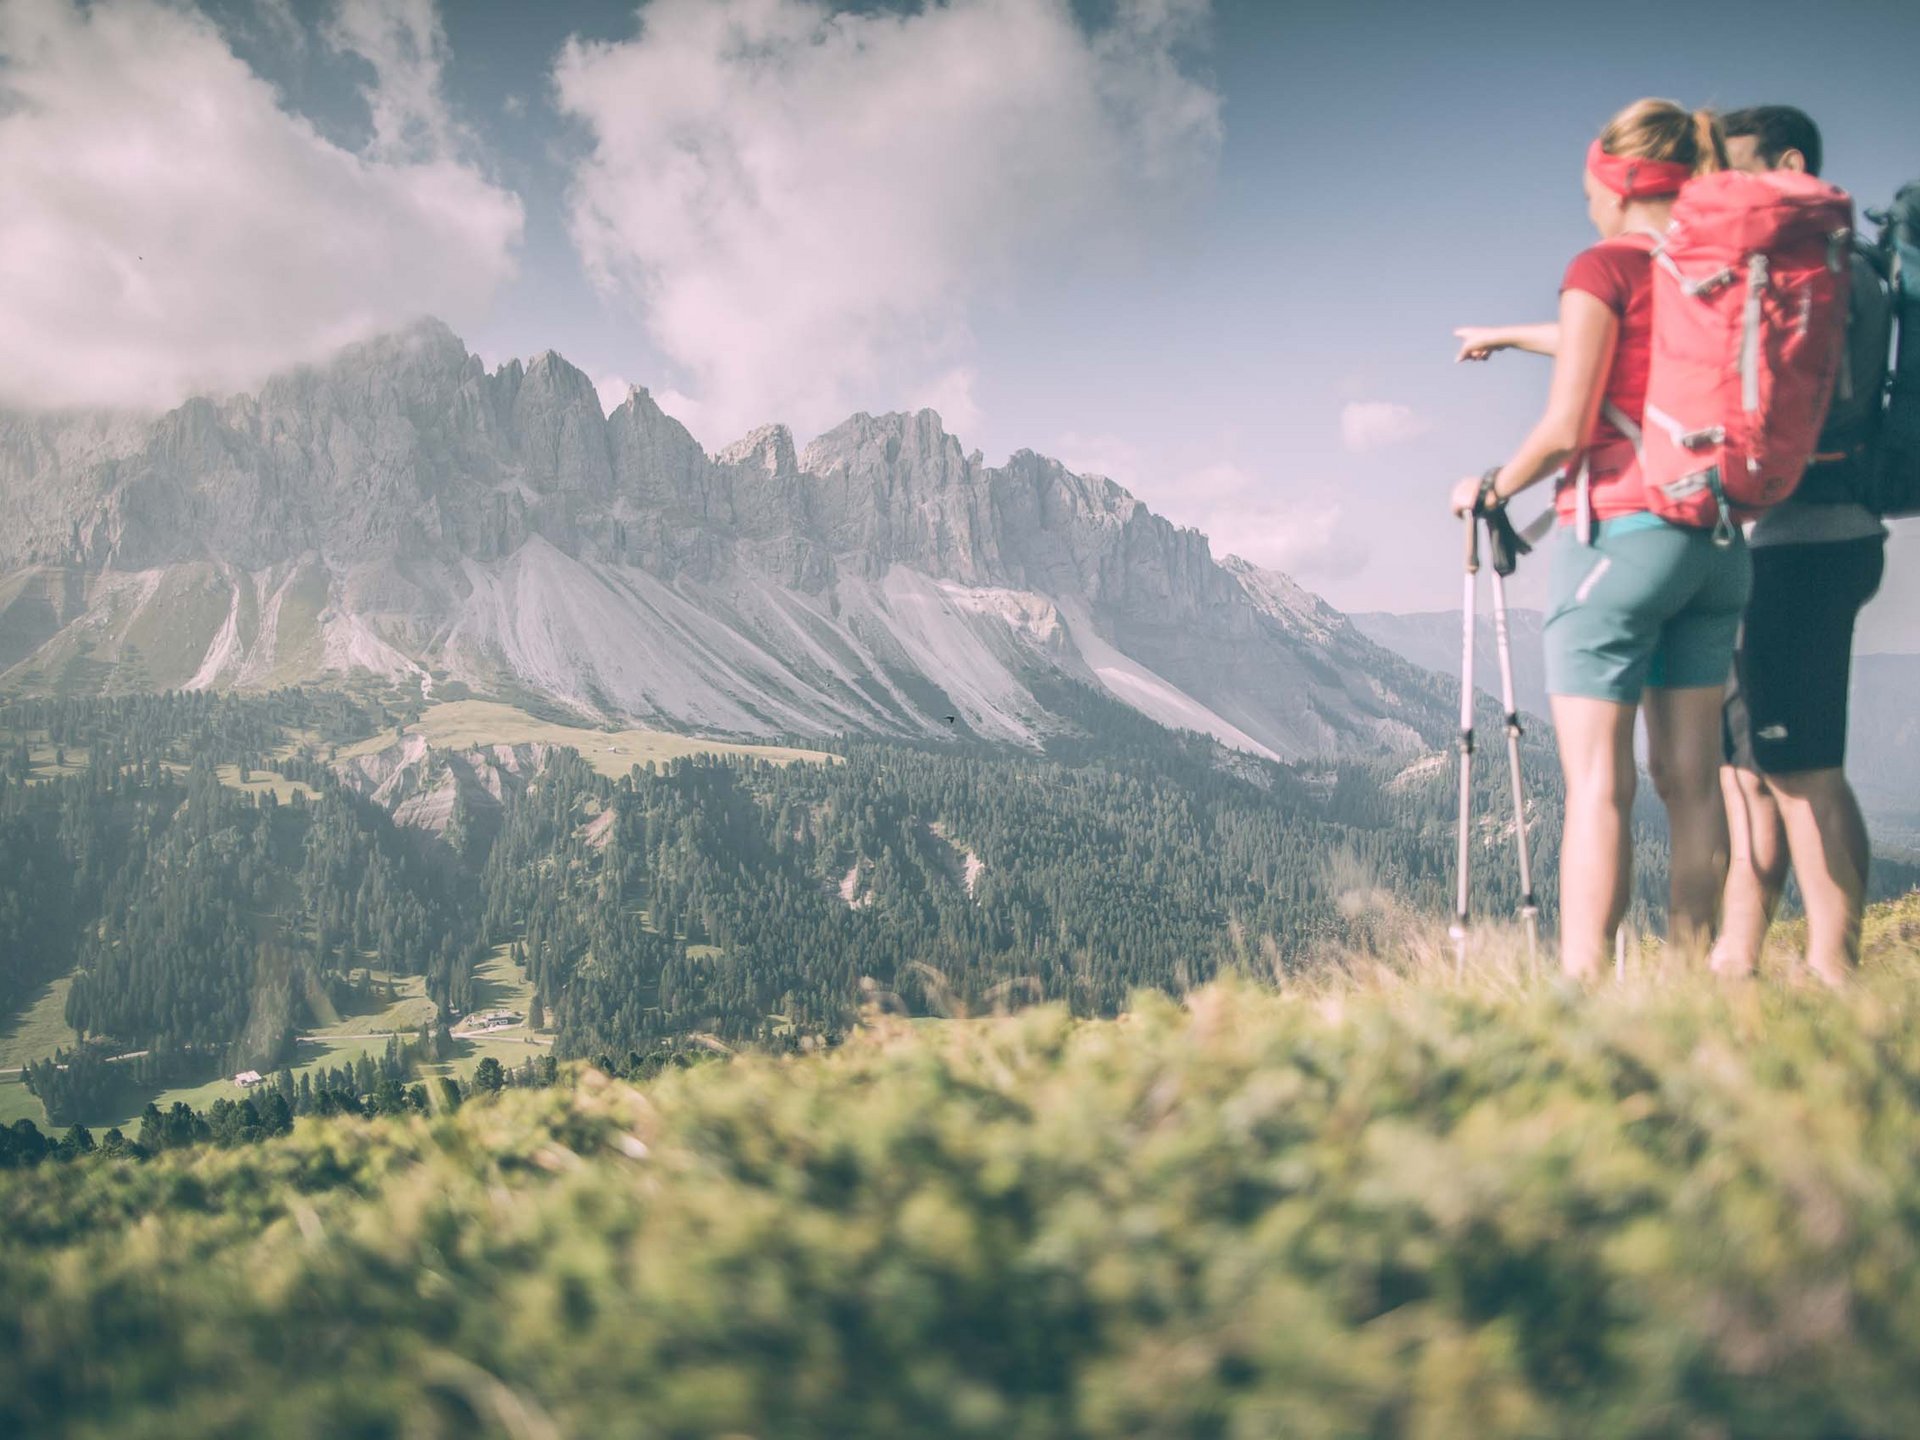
[
  {"x1": 800, "y1": 408, "x2": 972, "y2": 491},
  {"x1": 609, "y1": 385, "x2": 707, "y2": 518},
  {"x1": 517, "y1": 351, "x2": 607, "y2": 425},
  {"x1": 715, "y1": 423, "x2": 798, "y2": 477},
  {"x1": 510, "y1": 350, "x2": 611, "y2": 496},
  {"x1": 301, "y1": 315, "x2": 474, "y2": 396},
  {"x1": 1220, "y1": 555, "x2": 1345, "y2": 643},
  {"x1": 0, "y1": 319, "x2": 1450, "y2": 761}
]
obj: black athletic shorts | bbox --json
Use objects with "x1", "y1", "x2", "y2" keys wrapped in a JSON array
[{"x1": 1723, "y1": 535, "x2": 1885, "y2": 775}]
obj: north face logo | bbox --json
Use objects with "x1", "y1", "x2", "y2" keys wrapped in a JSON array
[{"x1": 1758, "y1": 724, "x2": 1789, "y2": 741}]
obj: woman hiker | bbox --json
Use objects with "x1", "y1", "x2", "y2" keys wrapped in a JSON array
[{"x1": 1449, "y1": 99, "x2": 1747, "y2": 980}]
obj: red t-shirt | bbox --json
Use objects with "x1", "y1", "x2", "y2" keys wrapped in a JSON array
[{"x1": 1557, "y1": 234, "x2": 1655, "y2": 521}]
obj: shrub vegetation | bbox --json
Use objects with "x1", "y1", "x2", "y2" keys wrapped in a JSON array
[{"x1": 5, "y1": 895, "x2": 1920, "y2": 1437}]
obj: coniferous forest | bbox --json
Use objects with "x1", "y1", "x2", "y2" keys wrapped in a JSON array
[{"x1": 6, "y1": 682, "x2": 1906, "y2": 1133}]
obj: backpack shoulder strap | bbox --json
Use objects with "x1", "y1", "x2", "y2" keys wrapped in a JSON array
[{"x1": 1602, "y1": 401, "x2": 1645, "y2": 456}]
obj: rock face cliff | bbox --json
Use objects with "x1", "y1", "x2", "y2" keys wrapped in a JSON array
[{"x1": 0, "y1": 319, "x2": 1448, "y2": 759}]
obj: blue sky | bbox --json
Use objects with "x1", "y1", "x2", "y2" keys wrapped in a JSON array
[{"x1": 6, "y1": 0, "x2": 1917, "y2": 644}]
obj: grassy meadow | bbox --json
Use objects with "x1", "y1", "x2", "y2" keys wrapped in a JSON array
[
  {"x1": 0, "y1": 952, "x2": 553, "y2": 1132},
  {"x1": 7, "y1": 893, "x2": 1920, "y2": 1437},
  {"x1": 0, "y1": 977, "x2": 80, "y2": 1125},
  {"x1": 211, "y1": 762, "x2": 317, "y2": 802},
  {"x1": 336, "y1": 698, "x2": 840, "y2": 776}
]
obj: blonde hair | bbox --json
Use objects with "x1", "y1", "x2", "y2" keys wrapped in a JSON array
[{"x1": 1599, "y1": 98, "x2": 1728, "y2": 178}]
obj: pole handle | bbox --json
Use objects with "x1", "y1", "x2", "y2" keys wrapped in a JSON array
[{"x1": 1464, "y1": 512, "x2": 1481, "y2": 574}]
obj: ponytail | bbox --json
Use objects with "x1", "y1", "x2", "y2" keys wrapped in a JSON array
[
  {"x1": 1599, "y1": 98, "x2": 1726, "y2": 176},
  {"x1": 1689, "y1": 109, "x2": 1728, "y2": 176}
]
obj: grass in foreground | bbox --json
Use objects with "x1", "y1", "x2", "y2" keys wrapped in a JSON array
[{"x1": 6, "y1": 895, "x2": 1920, "y2": 1438}]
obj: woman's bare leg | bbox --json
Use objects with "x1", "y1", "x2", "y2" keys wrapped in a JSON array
[
  {"x1": 1643, "y1": 685, "x2": 1731, "y2": 954},
  {"x1": 1550, "y1": 694, "x2": 1638, "y2": 979}
]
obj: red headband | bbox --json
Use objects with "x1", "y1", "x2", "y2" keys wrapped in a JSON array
[{"x1": 1586, "y1": 138, "x2": 1691, "y2": 199}]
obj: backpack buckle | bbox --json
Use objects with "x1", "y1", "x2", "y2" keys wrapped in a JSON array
[
  {"x1": 1708, "y1": 472, "x2": 1737, "y2": 547},
  {"x1": 1682, "y1": 267, "x2": 1736, "y2": 298},
  {"x1": 1660, "y1": 469, "x2": 1715, "y2": 501}
]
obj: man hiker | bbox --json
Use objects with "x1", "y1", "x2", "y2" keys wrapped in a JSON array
[{"x1": 1712, "y1": 106, "x2": 1887, "y2": 985}]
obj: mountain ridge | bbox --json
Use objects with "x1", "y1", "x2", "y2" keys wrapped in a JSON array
[{"x1": 0, "y1": 318, "x2": 1450, "y2": 760}]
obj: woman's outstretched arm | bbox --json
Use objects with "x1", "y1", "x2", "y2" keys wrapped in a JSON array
[
  {"x1": 1450, "y1": 291, "x2": 1616, "y2": 513},
  {"x1": 1455, "y1": 323, "x2": 1561, "y2": 361}
]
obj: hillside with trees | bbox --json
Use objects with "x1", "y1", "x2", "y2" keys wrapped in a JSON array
[
  {"x1": 6, "y1": 684, "x2": 1907, "y2": 1129},
  {"x1": 0, "y1": 686, "x2": 1523, "y2": 1104}
]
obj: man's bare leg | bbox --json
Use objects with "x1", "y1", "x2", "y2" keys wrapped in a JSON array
[
  {"x1": 1768, "y1": 767, "x2": 1871, "y2": 985},
  {"x1": 1713, "y1": 765, "x2": 1787, "y2": 977}
]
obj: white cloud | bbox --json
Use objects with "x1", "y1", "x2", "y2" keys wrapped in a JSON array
[
  {"x1": 323, "y1": 0, "x2": 454, "y2": 159},
  {"x1": 593, "y1": 373, "x2": 635, "y2": 417},
  {"x1": 649, "y1": 387, "x2": 712, "y2": 439},
  {"x1": 554, "y1": 0, "x2": 1220, "y2": 447},
  {"x1": 1218, "y1": 502, "x2": 1366, "y2": 579},
  {"x1": 1053, "y1": 431, "x2": 1146, "y2": 488},
  {"x1": 1340, "y1": 400, "x2": 1430, "y2": 454},
  {"x1": 247, "y1": 0, "x2": 307, "y2": 56},
  {"x1": 1115, "y1": 456, "x2": 1365, "y2": 579},
  {"x1": 1171, "y1": 459, "x2": 1260, "y2": 506},
  {"x1": 906, "y1": 367, "x2": 983, "y2": 449},
  {"x1": 0, "y1": 0, "x2": 522, "y2": 411}
]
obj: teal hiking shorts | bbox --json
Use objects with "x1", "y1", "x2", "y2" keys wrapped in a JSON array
[{"x1": 1542, "y1": 513, "x2": 1752, "y2": 705}]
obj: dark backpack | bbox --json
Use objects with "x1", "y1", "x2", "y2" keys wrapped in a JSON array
[
  {"x1": 1794, "y1": 235, "x2": 1892, "y2": 505},
  {"x1": 1798, "y1": 180, "x2": 1920, "y2": 516},
  {"x1": 1872, "y1": 181, "x2": 1920, "y2": 517}
]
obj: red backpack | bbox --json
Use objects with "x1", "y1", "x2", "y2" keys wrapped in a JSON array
[{"x1": 1604, "y1": 171, "x2": 1854, "y2": 540}]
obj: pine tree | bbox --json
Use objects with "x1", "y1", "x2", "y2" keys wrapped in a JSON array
[
  {"x1": 163, "y1": 1102, "x2": 201, "y2": 1149},
  {"x1": 4, "y1": 1119, "x2": 50, "y2": 1167},
  {"x1": 260, "y1": 1092, "x2": 294, "y2": 1135}
]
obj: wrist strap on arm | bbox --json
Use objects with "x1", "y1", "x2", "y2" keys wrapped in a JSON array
[
  {"x1": 1475, "y1": 467, "x2": 1503, "y2": 516},
  {"x1": 1475, "y1": 469, "x2": 1531, "y2": 576}
]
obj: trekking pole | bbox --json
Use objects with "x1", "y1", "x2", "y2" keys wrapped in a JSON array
[
  {"x1": 1450, "y1": 513, "x2": 1479, "y2": 976},
  {"x1": 1485, "y1": 526, "x2": 1541, "y2": 968}
]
